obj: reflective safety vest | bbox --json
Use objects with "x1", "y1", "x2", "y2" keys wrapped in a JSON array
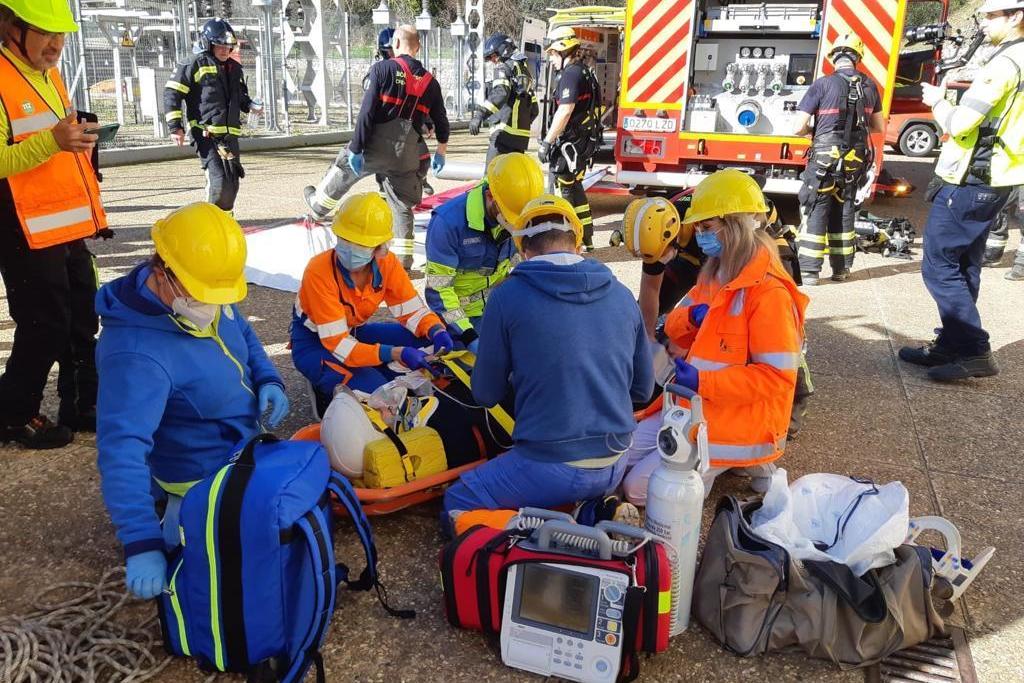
[
  {"x1": 935, "y1": 39, "x2": 1024, "y2": 187},
  {"x1": 424, "y1": 183, "x2": 516, "y2": 335},
  {"x1": 0, "y1": 53, "x2": 107, "y2": 249},
  {"x1": 661, "y1": 248, "x2": 808, "y2": 469},
  {"x1": 293, "y1": 250, "x2": 443, "y2": 368}
]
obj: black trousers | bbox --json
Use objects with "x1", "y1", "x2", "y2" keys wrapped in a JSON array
[
  {"x1": 0, "y1": 223, "x2": 98, "y2": 426},
  {"x1": 197, "y1": 135, "x2": 240, "y2": 212}
]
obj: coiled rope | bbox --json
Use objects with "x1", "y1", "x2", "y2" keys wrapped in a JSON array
[{"x1": 0, "y1": 567, "x2": 182, "y2": 683}]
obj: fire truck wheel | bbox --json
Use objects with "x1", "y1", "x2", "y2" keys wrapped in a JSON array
[{"x1": 898, "y1": 123, "x2": 938, "y2": 158}]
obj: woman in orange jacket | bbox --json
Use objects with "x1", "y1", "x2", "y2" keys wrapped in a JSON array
[{"x1": 622, "y1": 170, "x2": 809, "y2": 504}]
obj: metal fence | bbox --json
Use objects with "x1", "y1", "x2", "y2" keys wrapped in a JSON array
[{"x1": 62, "y1": 0, "x2": 476, "y2": 150}]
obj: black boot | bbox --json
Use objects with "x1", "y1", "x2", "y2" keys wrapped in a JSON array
[
  {"x1": 1, "y1": 415, "x2": 73, "y2": 449},
  {"x1": 928, "y1": 354, "x2": 999, "y2": 381},
  {"x1": 898, "y1": 341, "x2": 957, "y2": 367}
]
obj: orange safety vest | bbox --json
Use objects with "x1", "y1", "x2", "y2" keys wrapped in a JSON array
[
  {"x1": 658, "y1": 247, "x2": 809, "y2": 469},
  {"x1": 0, "y1": 53, "x2": 107, "y2": 249},
  {"x1": 294, "y1": 250, "x2": 443, "y2": 368}
]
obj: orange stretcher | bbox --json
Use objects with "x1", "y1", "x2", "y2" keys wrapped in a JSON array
[{"x1": 291, "y1": 423, "x2": 486, "y2": 515}]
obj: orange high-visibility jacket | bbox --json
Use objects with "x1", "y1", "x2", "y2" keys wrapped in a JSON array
[
  {"x1": 0, "y1": 54, "x2": 107, "y2": 249},
  {"x1": 663, "y1": 247, "x2": 808, "y2": 469},
  {"x1": 294, "y1": 250, "x2": 443, "y2": 367}
]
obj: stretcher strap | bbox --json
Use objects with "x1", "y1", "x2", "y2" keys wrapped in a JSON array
[{"x1": 441, "y1": 356, "x2": 515, "y2": 436}]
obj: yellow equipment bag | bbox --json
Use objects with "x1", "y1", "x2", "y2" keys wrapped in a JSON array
[{"x1": 362, "y1": 426, "x2": 448, "y2": 489}]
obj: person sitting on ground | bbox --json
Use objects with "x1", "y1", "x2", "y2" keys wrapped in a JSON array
[
  {"x1": 621, "y1": 170, "x2": 808, "y2": 505},
  {"x1": 424, "y1": 152, "x2": 544, "y2": 354},
  {"x1": 441, "y1": 195, "x2": 653, "y2": 535},
  {"x1": 96, "y1": 203, "x2": 290, "y2": 600},
  {"x1": 291, "y1": 192, "x2": 452, "y2": 414}
]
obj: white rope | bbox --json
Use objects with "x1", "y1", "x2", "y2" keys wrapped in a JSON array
[{"x1": 0, "y1": 567, "x2": 208, "y2": 683}]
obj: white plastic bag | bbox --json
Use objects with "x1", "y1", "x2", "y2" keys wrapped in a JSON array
[{"x1": 750, "y1": 469, "x2": 910, "y2": 576}]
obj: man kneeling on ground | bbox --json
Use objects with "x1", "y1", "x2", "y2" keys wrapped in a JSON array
[{"x1": 441, "y1": 195, "x2": 654, "y2": 535}]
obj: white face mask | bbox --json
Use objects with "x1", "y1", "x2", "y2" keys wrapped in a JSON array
[{"x1": 167, "y1": 274, "x2": 219, "y2": 330}]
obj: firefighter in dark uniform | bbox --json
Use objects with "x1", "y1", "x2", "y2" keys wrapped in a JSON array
[
  {"x1": 305, "y1": 25, "x2": 449, "y2": 270},
  {"x1": 469, "y1": 33, "x2": 539, "y2": 164},
  {"x1": 538, "y1": 26, "x2": 602, "y2": 251},
  {"x1": 792, "y1": 34, "x2": 885, "y2": 285},
  {"x1": 164, "y1": 18, "x2": 259, "y2": 213}
]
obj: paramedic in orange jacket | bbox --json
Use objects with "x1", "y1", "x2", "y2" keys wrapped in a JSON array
[
  {"x1": 291, "y1": 192, "x2": 452, "y2": 413},
  {"x1": 622, "y1": 170, "x2": 809, "y2": 504}
]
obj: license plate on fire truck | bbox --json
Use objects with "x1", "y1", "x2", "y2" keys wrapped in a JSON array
[{"x1": 622, "y1": 117, "x2": 677, "y2": 133}]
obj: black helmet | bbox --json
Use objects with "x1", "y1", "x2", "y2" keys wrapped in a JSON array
[
  {"x1": 484, "y1": 33, "x2": 515, "y2": 60},
  {"x1": 201, "y1": 17, "x2": 237, "y2": 51},
  {"x1": 378, "y1": 27, "x2": 395, "y2": 52}
]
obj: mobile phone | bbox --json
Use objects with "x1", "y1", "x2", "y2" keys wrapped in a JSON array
[{"x1": 84, "y1": 122, "x2": 120, "y2": 144}]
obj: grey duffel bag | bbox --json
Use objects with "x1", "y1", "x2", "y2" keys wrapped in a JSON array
[{"x1": 693, "y1": 497, "x2": 946, "y2": 668}]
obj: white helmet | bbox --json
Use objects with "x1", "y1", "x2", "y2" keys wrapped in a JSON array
[
  {"x1": 320, "y1": 391, "x2": 379, "y2": 478},
  {"x1": 979, "y1": 0, "x2": 1024, "y2": 12}
]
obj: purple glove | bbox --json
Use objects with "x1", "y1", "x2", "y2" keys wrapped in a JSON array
[
  {"x1": 400, "y1": 347, "x2": 441, "y2": 376},
  {"x1": 431, "y1": 328, "x2": 454, "y2": 354},
  {"x1": 674, "y1": 358, "x2": 700, "y2": 392},
  {"x1": 689, "y1": 303, "x2": 709, "y2": 328}
]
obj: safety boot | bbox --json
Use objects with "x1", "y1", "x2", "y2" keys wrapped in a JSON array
[
  {"x1": 800, "y1": 272, "x2": 819, "y2": 286},
  {"x1": 898, "y1": 341, "x2": 957, "y2": 368},
  {"x1": 422, "y1": 180, "x2": 435, "y2": 197},
  {"x1": 927, "y1": 353, "x2": 999, "y2": 381},
  {"x1": 303, "y1": 185, "x2": 331, "y2": 220},
  {"x1": 0, "y1": 415, "x2": 73, "y2": 450},
  {"x1": 830, "y1": 269, "x2": 851, "y2": 282},
  {"x1": 1006, "y1": 264, "x2": 1024, "y2": 281}
]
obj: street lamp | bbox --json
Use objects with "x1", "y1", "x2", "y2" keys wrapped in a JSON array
[
  {"x1": 372, "y1": 0, "x2": 392, "y2": 28},
  {"x1": 451, "y1": 15, "x2": 466, "y2": 118},
  {"x1": 416, "y1": 0, "x2": 433, "y2": 69}
]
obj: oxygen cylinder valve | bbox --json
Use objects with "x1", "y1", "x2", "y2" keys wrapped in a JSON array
[
  {"x1": 754, "y1": 64, "x2": 770, "y2": 93},
  {"x1": 770, "y1": 64, "x2": 786, "y2": 95},
  {"x1": 722, "y1": 62, "x2": 738, "y2": 92},
  {"x1": 737, "y1": 64, "x2": 752, "y2": 93}
]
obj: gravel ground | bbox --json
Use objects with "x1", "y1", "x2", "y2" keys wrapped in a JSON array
[{"x1": 1, "y1": 133, "x2": 1021, "y2": 682}]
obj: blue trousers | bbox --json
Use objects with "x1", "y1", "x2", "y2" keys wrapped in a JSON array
[
  {"x1": 442, "y1": 449, "x2": 628, "y2": 535},
  {"x1": 923, "y1": 183, "x2": 1011, "y2": 356},
  {"x1": 291, "y1": 321, "x2": 427, "y2": 398}
]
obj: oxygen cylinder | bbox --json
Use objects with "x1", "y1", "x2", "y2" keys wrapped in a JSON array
[{"x1": 643, "y1": 384, "x2": 708, "y2": 636}]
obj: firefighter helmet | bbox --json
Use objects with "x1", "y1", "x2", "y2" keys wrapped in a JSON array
[
  {"x1": 201, "y1": 18, "x2": 238, "y2": 51},
  {"x1": 0, "y1": 0, "x2": 78, "y2": 33},
  {"x1": 332, "y1": 193, "x2": 393, "y2": 248},
  {"x1": 377, "y1": 27, "x2": 395, "y2": 56},
  {"x1": 622, "y1": 197, "x2": 693, "y2": 265},
  {"x1": 682, "y1": 170, "x2": 769, "y2": 225},
  {"x1": 828, "y1": 34, "x2": 864, "y2": 62},
  {"x1": 151, "y1": 202, "x2": 247, "y2": 304},
  {"x1": 486, "y1": 153, "x2": 545, "y2": 224},
  {"x1": 511, "y1": 195, "x2": 584, "y2": 252},
  {"x1": 484, "y1": 33, "x2": 515, "y2": 60},
  {"x1": 545, "y1": 25, "x2": 580, "y2": 53}
]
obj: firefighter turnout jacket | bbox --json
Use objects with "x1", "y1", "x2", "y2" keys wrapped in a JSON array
[
  {"x1": 293, "y1": 250, "x2": 442, "y2": 368},
  {"x1": 164, "y1": 51, "x2": 253, "y2": 139},
  {"x1": 0, "y1": 47, "x2": 107, "y2": 249},
  {"x1": 553, "y1": 62, "x2": 601, "y2": 140},
  {"x1": 424, "y1": 183, "x2": 516, "y2": 343},
  {"x1": 932, "y1": 38, "x2": 1024, "y2": 187},
  {"x1": 662, "y1": 247, "x2": 808, "y2": 469},
  {"x1": 478, "y1": 58, "x2": 538, "y2": 140}
]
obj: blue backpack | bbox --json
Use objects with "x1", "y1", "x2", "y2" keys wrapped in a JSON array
[{"x1": 157, "y1": 434, "x2": 411, "y2": 681}]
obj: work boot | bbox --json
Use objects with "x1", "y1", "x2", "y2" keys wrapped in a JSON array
[
  {"x1": 898, "y1": 341, "x2": 957, "y2": 368},
  {"x1": 303, "y1": 185, "x2": 330, "y2": 220},
  {"x1": 800, "y1": 272, "x2": 819, "y2": 286},
  {"x1": 830, "y1": 269, "x2": 851, "y2": 282},
  {"x1": 422, "y1": 180, "x2": 435, "y2": 197},
  {"x1": 788, "y1": 396, "x2": 810, "y2": 439},
  {"x1": 928, "y1": 353, "x2": 999, "y2": 381},
  {"x1": 0, "y1": 415, "x2": 73, "y2": 449},
  {"x1": 1006, "y1": 264, "x2": 1024, "y2": 281}
]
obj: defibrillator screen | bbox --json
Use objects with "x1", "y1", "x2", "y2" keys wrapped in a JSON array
[{"x1": 517, "y1": 564, "x2": 598, "y2": 636}]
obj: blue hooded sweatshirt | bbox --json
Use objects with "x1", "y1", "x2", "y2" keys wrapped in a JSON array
[
  {"x1": 472, "y1": 254, "x2": 654, "y2": 463},
  {"x1": 95, "y1": 263, "x2": 283, "y2": 558}
]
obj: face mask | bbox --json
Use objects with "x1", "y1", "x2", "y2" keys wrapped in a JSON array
[
  {"x1": 696, "y1": 231, "x2": 723, "y2": 258},
  {"x1": 167, "y1": 275, "x2": 218, "y2": 329},
  {"x1": 335, "y1": 240, "x2": 376, "y2": 270}
]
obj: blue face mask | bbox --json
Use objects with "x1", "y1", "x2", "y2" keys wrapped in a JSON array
[
  {"x1": 695, "y1": 231, "x2": 723, "y2": 258},
  {"x1": 335, "y1": 241, "x2": 375, "y2": 270}
]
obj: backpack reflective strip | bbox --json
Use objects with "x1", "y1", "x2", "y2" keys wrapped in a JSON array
[
  {"x1": 205, "y1": 465, "x2": 231, "y2": 671},
  {"x1": 169, "y1": 560, "x2": 191, "y2": 656}
]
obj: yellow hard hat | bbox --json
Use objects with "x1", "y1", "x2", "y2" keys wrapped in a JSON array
[
  {"x1": 622, "y1": 197, "x2": 686, "y2": 265},
  {"x1": 546, "y1": 25, "x2": 580, "y2": 53},
  {"x1": 151, "y1": 202, "x2": 247, "y2": 305},
  {"x1": 682, "y1": 170, "x2": 769, "y2": 225},
  {"x1": 829, "y1": 34, "x2": 864, "y2": 62},
  {"x1": 0, "y1": 0, "x2": 79, "y2": 34},
  {"x1": 511, "y1": 194, "x2": 583, "y2": 252},
  {"x1": 486, "y1": 153, "x2": 545, "y2": 223},
  {"x1": 332, "y1": 193, "x2": 393, "y2": 248}
]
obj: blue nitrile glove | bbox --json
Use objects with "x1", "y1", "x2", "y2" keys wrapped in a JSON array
[
  {"x1": 258, "y1": 383, "x2": 289, "y2": 428},
  {"x1": 400, "y1": 346, "x2": 441, "y2": 376},
  {"x1": 126, "y1": 550, "x2": 167, "y2": 600},
  {"x1": 689, "y1": 303, "x2": 709, "y2": 328},
  {"x1": 467, "y1": 338, "x2": 480, "y2": 355},
  {"x1": 431, "y1": 152, "x2": 445, "y2": 174},
  {"x1": 348, "y1": 150, "x2": 365, "y2": 175},
  {"x1": 674, "y1": 358, "x2": 700, "y2": 392},
  {"x1": 431, "y1": 328, "x2": 454, "y2": 354}
]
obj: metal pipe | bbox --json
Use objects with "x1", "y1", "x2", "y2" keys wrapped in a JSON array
[{"x1": 344, "y1": 12, "x2": 353, "y2": 129}]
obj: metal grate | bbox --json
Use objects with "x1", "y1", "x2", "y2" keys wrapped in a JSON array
[{"x1": 865, "y1": 627, "x2": 977, "y2": 683}]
